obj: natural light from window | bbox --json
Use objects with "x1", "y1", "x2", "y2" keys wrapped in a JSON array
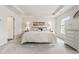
[{"x1": 61, "y1": 16, "x2": 70, "y2": 34}]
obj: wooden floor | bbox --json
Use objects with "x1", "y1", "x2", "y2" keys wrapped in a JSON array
[{"x1": 0, "y1": 38, "x2": 78, "y2": 54}]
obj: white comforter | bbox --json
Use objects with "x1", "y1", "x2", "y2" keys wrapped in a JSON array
[{"x1": 21, "y1": 31, "x2": 57, "y2": 44}]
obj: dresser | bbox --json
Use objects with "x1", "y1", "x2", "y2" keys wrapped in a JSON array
[{"x1": 65, "y1": 17, "x2": 79, "y2": 51}]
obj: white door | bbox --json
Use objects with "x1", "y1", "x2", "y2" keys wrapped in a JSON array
[{"x1": 7, "y1": 16, "x2": 15, "y2": 39}]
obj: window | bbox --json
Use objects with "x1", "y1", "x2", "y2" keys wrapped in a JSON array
[
  {"x1": 61, "y1": 20, "x2": 65, "y2": 34},
  {"x1": 61, "y1": 16, "x2": 70, "y2": 34}
]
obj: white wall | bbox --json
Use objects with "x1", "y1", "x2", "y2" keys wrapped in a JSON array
[
  {"x1": 22, "y1": 16, "x2": 55, "y2": 32},
  {"x1": 0, "y1": 6, "x2": 22, "y2": 46},
  {"x1": 55, "y1": 6, "x2": 79, "y2": 39}
]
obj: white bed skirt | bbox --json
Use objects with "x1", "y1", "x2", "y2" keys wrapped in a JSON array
[{"x1": 21, "y1": 31, "x2": 57, "y2": 44}]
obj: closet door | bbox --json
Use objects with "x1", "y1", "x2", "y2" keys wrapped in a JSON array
[
  {"x1": 65, "y1": 30, "x2": 75, "y2": 48},
  {"x1": 75, "y1": 32, "x2": 79, "y2": 51},
  {"x1": 77, "y1": 33, "x2": 79, "y2": 49}
]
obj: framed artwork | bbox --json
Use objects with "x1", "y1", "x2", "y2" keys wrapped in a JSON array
[{"x1": 32, "y1": 22, "x2": 45, "y2": 26}]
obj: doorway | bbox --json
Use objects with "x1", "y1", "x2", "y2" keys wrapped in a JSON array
[{"x1": 7, "y1": 16, "x2": 15, "y2": 41}]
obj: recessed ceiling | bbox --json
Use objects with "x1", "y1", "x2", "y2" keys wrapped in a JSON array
[
  {"x1": 4, "y1": 5, "x2": 75, "y2": 17},
  {"x1": 17, "y1": 5, "x2": 60, "y2": 16}
]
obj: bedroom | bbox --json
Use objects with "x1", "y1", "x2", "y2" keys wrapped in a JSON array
[{"x1": 0, "y1": 5, "x2": 79, "y2": 54}]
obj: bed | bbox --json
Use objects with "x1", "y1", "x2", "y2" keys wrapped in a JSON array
[{"x1": 21, "y1": 31, "x2": 57, "y2": 44}]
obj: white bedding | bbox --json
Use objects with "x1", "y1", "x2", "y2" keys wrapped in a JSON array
[{"x1": 21, "y1": 31, "x2": 57, "y2": 44}]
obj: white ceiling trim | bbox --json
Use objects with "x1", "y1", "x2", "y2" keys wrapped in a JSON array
[
  {"x1": 4, "y1": 5, "x2": 75, "y2": 18},
  {"x1": 53, "y1": 5, "x2": 75, "y2": 18},
  {"x1": 16, "y1": 5, "x2": 60, "y2": 16},
  {"x1": 52, "y1": 5, "x2": 65, "y2": 15},
  {"x1": 3, "y1": 5, "x2": 23, "y2": 15},
  {"x1": 13, "y1": 5, "x2": 24, "y2": 14}
]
